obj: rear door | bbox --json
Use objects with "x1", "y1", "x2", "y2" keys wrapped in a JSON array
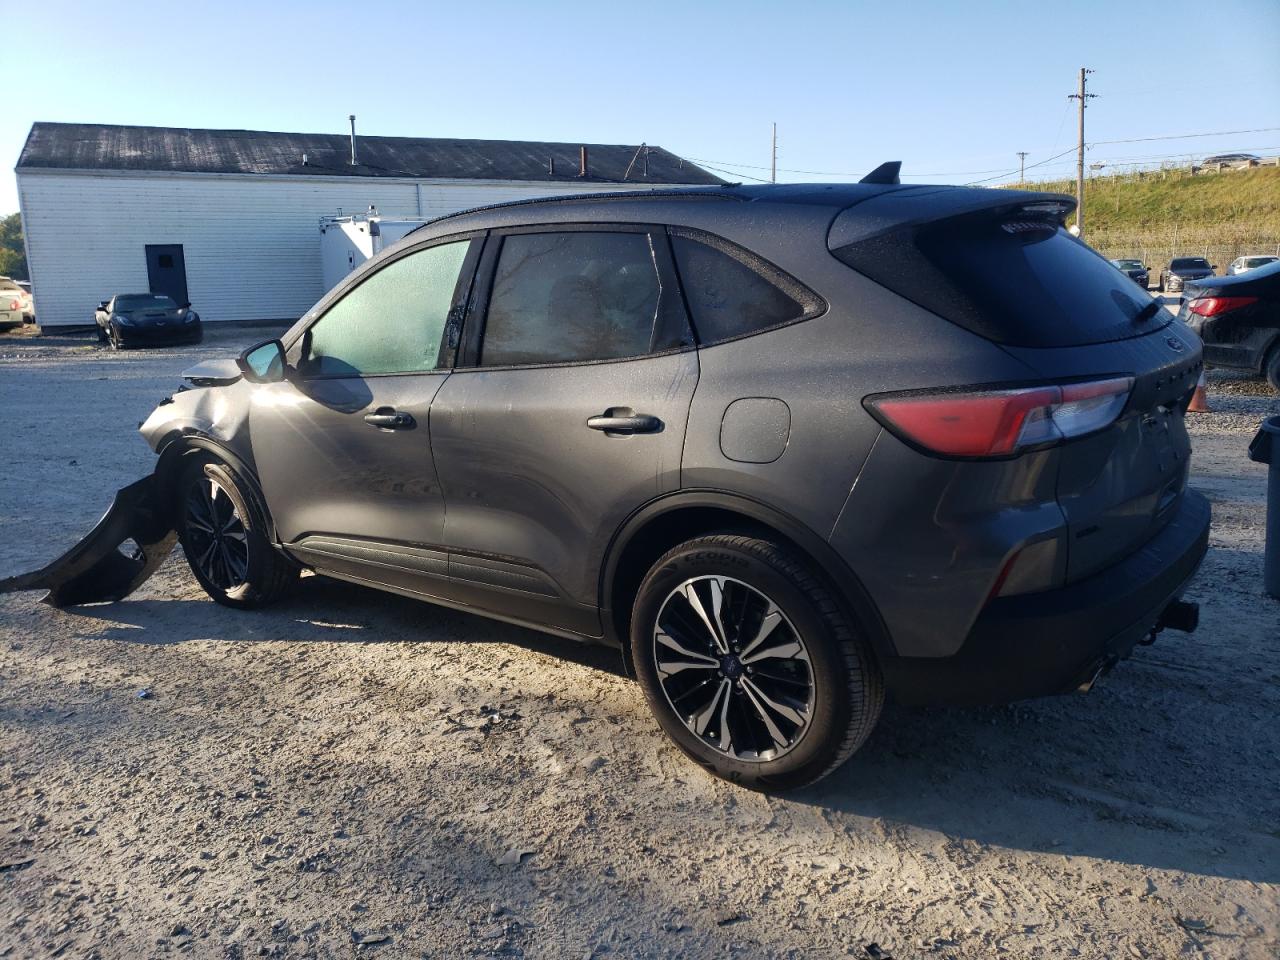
[{"x1": 429, "y1": 225, "x2": 697, "y2": 636}]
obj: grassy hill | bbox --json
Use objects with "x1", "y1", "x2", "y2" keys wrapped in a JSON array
[{"x1": 1010, "y1": 165, "x2": 1280, "y2": 268}]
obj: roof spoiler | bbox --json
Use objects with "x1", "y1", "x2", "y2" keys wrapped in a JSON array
[{"x1": 859, "y1": 161, "x2": 901, "y2": 185}]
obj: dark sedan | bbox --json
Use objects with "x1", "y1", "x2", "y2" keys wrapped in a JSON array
[
  {"x1": 1179, "y1": 260, "x2": 1280, "y2": 391},
  {"x1": 1159, "y1": 257, "x2": 1215, "y2": 295},
  {"x1": 1110, "y1": 258, "x2": 1150, "y2": 289},
  {"x1": 95, "y1": 293, "x2": 202, "y2": 349}
]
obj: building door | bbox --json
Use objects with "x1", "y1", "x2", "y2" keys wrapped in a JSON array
[{"x1": 145, "y1": 244, "x2": 189, "y2": 305}]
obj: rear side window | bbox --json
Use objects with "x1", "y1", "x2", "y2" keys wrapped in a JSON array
[
  {"x1": 833, "y1": 216, "x2": 1162, "y2": 347},
  {"x1": 670, "y1": 232, "x2": 817, "y2": 344},
  {"x1": 480, "y1": 231, "x2": 677, "y2": 366}
]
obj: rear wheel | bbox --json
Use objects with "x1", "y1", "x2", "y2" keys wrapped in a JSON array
[
  {"x1": 96, "y1": 323, "x2": 108, "y2": 344},
  {"x1": 1265, "y1": 342, "x2": 1280, "y2": 393},
  {"x1": 177, "y1": 458, "x2": 296, "y2": 608},
  {"x1": 630, "y1": 534, "x2": 883, "y2": 790}
]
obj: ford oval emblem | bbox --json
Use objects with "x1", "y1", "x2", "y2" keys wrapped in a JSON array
[{"x1": 1166, "y1": 336, "x2": 1185, "y2": 352}]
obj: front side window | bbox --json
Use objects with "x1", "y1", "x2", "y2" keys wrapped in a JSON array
[
  {"x1": 670, "y1": 233, "x2": 813, "y2": 344},
  {"x1": 480, "y1": 232, "x2": 668, "y2": 366},
  {"x1": 300, "y1": 240, "x2": 470, "y2": 377}
]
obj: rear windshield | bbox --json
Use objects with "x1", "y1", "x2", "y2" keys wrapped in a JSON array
[
  {"x1": 116, "y1": 294, "x2": 177, "y2": 310},
  {"x1": 1171, "y1": 258, "x2": 1210, "y2": 269},
  {"x1": 832, "y1": 214, "x2": 1164, "y2": 347}
]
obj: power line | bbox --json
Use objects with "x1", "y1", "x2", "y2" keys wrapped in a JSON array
[
  {"x1": 1091, "y1": 126, "x2": 1280, "y2": 146},
  {"x1": 682, "y1": 124, "x2": 1280, "y2": 184}
]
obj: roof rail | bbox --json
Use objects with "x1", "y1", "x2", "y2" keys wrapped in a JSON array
[{"x1": 405, "y1": 186, "x2": 747, "y2": 236}]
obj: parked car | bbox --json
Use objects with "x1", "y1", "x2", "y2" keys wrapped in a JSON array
[
  {"x1": 1109, "y1": 258, "x2": 1150, "y2": 288},
  {"x1": 15, "y1": 280, "x2": 34, "y2": 321},
  {"x1": 1159, "y1": 257, "x2": 1215, "y2": 294},
  {"x1": 13, "y1": 183, "x2": 1209, "y2": 789},
  {"x1": 1227, "y1": 255, "x2": 1279, "y2": 276},
  {"x1": 0, "y1": 276, "x2": 30, "y2": 327},
  {"x1": 94, "y1": 293, "x2": 202, "y2": 348},
  {"x1": 1203, "y1": 152, "x2": 1260, "y2": 166},
  {"x1": 1180, "y1": 259, "x2": 1280, "y2": 391},
  {"x1": 0, "y1": 277, "x2": 25, "y2": 329}
]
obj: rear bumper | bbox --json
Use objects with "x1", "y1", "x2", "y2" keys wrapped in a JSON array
[{"x1": 881, "y1": 489, "x2": 1211, "y2": 706}]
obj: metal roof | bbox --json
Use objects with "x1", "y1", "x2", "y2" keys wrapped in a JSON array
[{"x1": 16, "y1": 122, "x2": 724, "y2": 186}]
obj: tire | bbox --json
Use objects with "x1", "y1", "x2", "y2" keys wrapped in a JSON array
[
  {"x1": 630, "y1": 534, "x2": 884, "y2": 790},
  {"x1": 176, "y1": 457, "x2": 296, "y2": 608},
  {"x1": 108, "y1": 324, "x2": 122, "y2": 350},
  {"x1": 1265, "y1": 343, "x2": 1280, "y2": 394}
]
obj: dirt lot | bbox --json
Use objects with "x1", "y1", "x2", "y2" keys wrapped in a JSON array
[{"x1": 1, "y1": 325, "x2": 1277, "y2": 960}]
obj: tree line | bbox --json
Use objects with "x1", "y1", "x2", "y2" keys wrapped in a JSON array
[{"x1": 1, "y1": 213, "x2": 27, "y2": 280}]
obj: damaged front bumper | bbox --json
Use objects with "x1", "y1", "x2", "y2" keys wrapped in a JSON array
[{"x1": 0, "y1": 475, "x2": 176, "y2": 607}]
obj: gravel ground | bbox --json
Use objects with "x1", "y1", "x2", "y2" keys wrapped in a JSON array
[{"x1": 1, "y1": 326, "x2": 1278, "y2": 960}]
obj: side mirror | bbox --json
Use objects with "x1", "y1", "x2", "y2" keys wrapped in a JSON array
[
  {"x1": 237, "y1": 339, "x2": 288, "y2": 384},
  {"x1": 181, "y1": 302, "x2": 191, "y2": 309}
]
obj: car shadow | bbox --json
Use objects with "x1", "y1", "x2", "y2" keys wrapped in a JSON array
[{"x1": 65, "y1": 571, "x2": 626, "y2": 677}]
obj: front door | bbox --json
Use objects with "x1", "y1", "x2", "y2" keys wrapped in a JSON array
[
  {"x1": 248, "y1": 235, "x2": 479, "y2": 592},
  {"x1": 145, "y1": 244, "x2": 189, "y2": 305},
  {"x1": 429, "y1": 226, "x2": 698, "y2": 636}
]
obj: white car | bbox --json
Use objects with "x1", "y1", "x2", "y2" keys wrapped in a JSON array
[
  {"x1": 0, "y1": 277, "x2": 27, "y2": 328},
  {"x1": 14, "y1": 280, "x2": 34, "y2": 320},
  {"x1": 1227, "y1": 255, "x2": 1280, "y2": 276}
]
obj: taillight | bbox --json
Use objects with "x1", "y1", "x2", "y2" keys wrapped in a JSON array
[
  {"x1": 865, "y1": 377, "x2": 1134, "y2": 459},
  {"x1": 7, "y1": 299, "x2": 17, "y2": 311},
  {"x1": 1187, "y1": 296, "x2": 1258, "y2": 317}
]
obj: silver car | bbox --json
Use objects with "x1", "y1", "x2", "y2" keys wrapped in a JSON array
[{"x1": 1227, "y1": 255, "x2": 1280, "y2": 276}]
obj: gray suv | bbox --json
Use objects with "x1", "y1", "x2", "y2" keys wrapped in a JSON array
[{"x1": 96, "y1": 183, "x2": 1212, "y2": 788}]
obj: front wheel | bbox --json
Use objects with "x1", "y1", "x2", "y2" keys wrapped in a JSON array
[
  {"x1": 630, "y1": 534, "x2": 883, "y2": 790},
  {"x1": 177, "y1": 458, "x2": 296, "y2": 608}
]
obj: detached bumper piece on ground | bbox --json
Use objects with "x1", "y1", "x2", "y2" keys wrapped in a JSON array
[{"x1": 0, "y1": 476, "x2": 176, "y2": 607}]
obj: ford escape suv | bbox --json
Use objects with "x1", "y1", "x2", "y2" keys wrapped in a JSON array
[{"x1": 31, "y1": 181, "x2": 1212, "y2": 790}]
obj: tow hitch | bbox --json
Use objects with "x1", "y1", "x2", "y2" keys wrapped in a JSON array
[
  {"x1": 0, "y1": 476, "x2": 176, "y2": 607},
  {"x1": 1141, "y1": 598, "x2": 1201, "y2": 645}
]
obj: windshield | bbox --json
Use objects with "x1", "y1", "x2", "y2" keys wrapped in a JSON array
[
  {"x1": 1113, "y1": 260, "x2": 1142, "y2": 269},
  {"x1": 1244, "y1": 257, "x2": 1278, "y2": 268},
  {"x1": 0, "y1": 279, "x2": 20, "y2": 291},
  {"x1": 116, "y1": 294, "x2": 178, "y2": 311},
  {"x1": 1172, "y1": 258, "x2": 1210, "y2": 269}
]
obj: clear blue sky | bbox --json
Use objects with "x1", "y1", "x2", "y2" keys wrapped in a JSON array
[{"x1": 7, "y1": 0, "x2": 1279, "y2": 213}]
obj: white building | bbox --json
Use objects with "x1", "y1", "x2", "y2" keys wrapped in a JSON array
[{"x1": 15, "y1": 122, "x2": 720, "y2": 327}]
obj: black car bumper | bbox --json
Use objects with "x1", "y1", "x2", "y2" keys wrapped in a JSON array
[
  {"x1": 881, "y1": 489, "x2": 1211, "y2": 706},
  {"x1": 117, "y1": 322, "x2": 202, "y2": 345}
]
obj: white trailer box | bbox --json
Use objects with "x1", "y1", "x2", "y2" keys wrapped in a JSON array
[{"x1": 320, "y1": 215, "x2": 426, "y2": 292}]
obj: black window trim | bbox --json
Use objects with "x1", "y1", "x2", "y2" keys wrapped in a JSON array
[
  {"x1": 284, "y1": 229, "x2": 485, "y2": 381},
  {"x1": 666, "y1": 225, "x2": 828, "y2": 348},
  {"x1": 454, "y1": 222, "x2": 695, "y2": 372}
]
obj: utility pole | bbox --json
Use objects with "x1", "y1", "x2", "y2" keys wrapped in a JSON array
[
  {"x1": 770, "y1": 122, "x2": 778, "y2": 184},
  {"x1": 1067, "y1": 68, "x2": 1097, "y2": 235},
  {"x1": 1016, "y1": 151, "x2": 1029, "y2": 185}
]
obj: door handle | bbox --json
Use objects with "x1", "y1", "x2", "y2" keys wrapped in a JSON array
[
  {"x1": 363, "y1": 408, "x2": 416, "y2": 430},
  {"x1": 586, "y1": 409, "x2": 662, "y2": 435}
]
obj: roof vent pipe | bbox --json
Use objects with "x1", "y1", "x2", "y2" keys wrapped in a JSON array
[
  {"x1": 579, "y1": 146, "x2": 588, "y2": 177},
  {"x1": 349, "y1": 115, "x2": 358, "y2": 166}
]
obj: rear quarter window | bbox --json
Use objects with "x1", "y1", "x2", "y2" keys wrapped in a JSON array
[
  {"x1": 669, "y1": 231, "x2": 822, "y2": 345},
  {"x1": 833, "y1": 215, "x2": 1163, "y2": 347}
]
